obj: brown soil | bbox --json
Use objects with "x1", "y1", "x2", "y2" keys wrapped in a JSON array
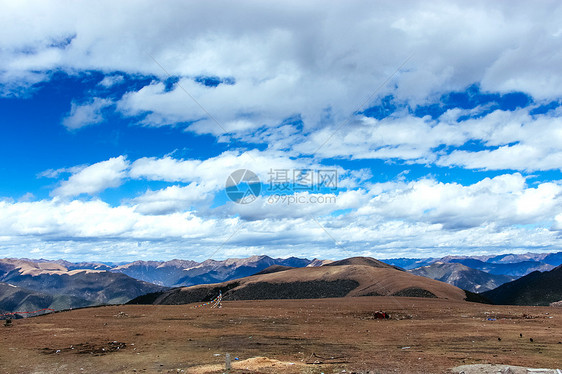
[{"x1": 1, "y1": 297, "x2": 561, "y2": 373}]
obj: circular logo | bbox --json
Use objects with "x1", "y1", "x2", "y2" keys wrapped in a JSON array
[{"x1": 225, "y1": 169, "x2": 261, "y2": 204}]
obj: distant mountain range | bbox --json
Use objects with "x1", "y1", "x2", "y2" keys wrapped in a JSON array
[
  {"x1": 11, "y1": 251, "x2": 560, "y2": 289},
  {"x1": 482, "y1": 265, "x2": 562, "y2": 306},
  {"x1": 483, "y1": 252, "x2": 562, "y2": 266},
  {"x1": 9, "y1": 255, "x2": 316, "y2": 287},
  {"x1": 383, "y1": 251, "x2": 561, "y2": 276},
  {"x1": 0, "y1": 256, "x2": 315, "y2": 314},
  {"x1": 386, "y1": 252, "x2": 562, "y2": 294},
  {"x1": 111, "y1": 255, "x2": 313, "y2": 287},
  {"x1": 0, "y1": 259, "x2": 164, "y2": 314},
  {"x1": 444, "y1": 258, "x2": 553, "y2": 277},
  {"x1": 129, "y1": 256, "x2": 469, "y2": 305},
  {"x1": 3, "y1": 251, "x2": 562, "y2": 314},
  {"x1": 408, "y1": 262, "x2": 516, "y2": 292}
]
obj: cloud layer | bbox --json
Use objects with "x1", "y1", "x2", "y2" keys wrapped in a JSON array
[
  {"x1": 2, "y1": 153, "x2": 562, "y2": 261},
  {"x1": 1, "y1": 1, "x2": 562, "y2": 261},
  {"x1": 3, "y1": 1, "x2": 562, "y2": 125}
]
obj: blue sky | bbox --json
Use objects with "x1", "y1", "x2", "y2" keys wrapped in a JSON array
[{"x1": 1, "y1": 1, "x2": 562, "y2": 261}]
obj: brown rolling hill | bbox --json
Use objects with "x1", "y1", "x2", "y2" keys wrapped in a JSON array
[{"x1": 129, "y1": 257, "x2": 470, "y2": 305}]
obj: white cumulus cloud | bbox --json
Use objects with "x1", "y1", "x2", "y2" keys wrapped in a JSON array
[
  {"x1": 62, "y1": 97, "x2": 112, "y2": 130},
  {"x1": 52, "y1": 156, "x2": 129, "y2": 197}
]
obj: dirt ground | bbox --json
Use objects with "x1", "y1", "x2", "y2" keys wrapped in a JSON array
[{"x1": 1, "y1": 297, "x2": 561, "y2": 373}]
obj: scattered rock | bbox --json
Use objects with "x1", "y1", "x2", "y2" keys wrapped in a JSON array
[
  {"x1": 41, "y1": 341, "x2": 127, "y2": 356},
  {"x1": 452, "y1": 364, "x2": 560, "y2": 373}
]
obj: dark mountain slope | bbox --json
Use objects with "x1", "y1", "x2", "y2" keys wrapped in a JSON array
[
  {"x1": 0, "y1": 282, "x2": 92, "y2": 315},
  {"x1": 0, "y1": 259, "x2": 165, "y2": 305},
  {"x1": 482, "y1": 265, "x2": 562, "y2": 306},
  {"x1": 4, "y1": 271, "x2": 164, "y2": 304}
]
